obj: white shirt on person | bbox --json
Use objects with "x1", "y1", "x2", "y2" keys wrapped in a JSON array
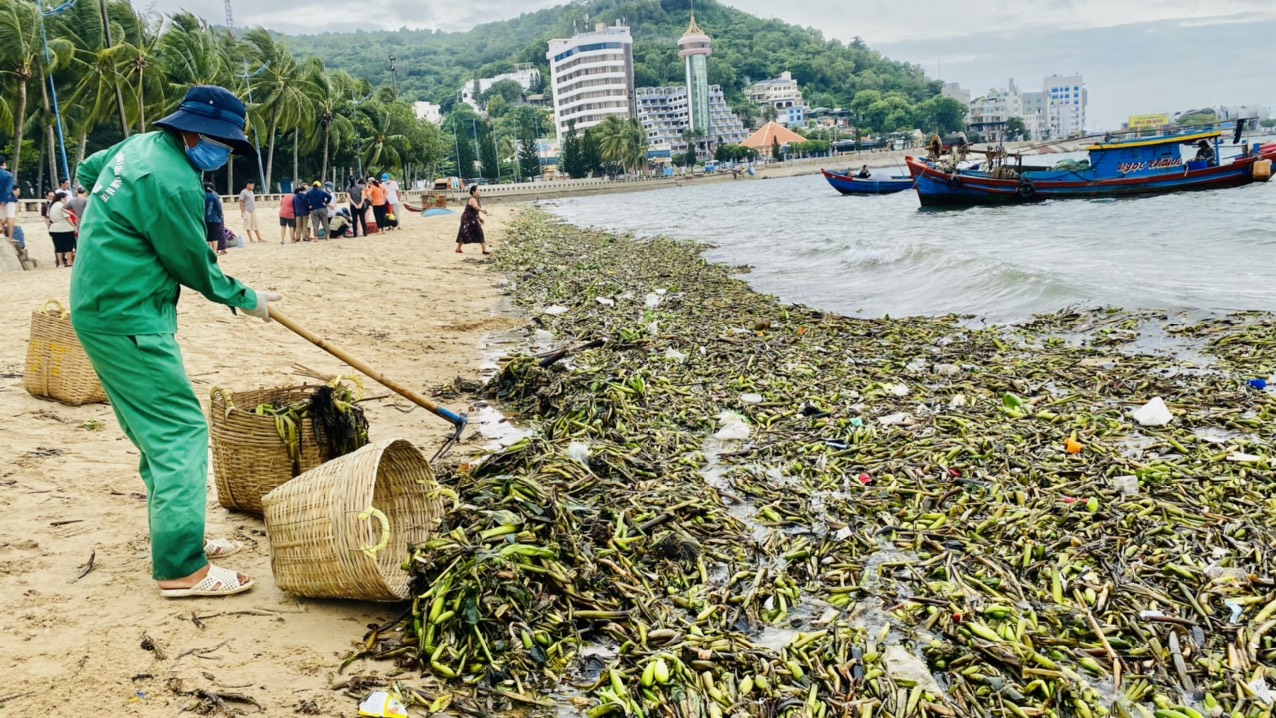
[
  {"x1": 384, "y1": 180, "x2": 399, "y2": 204},
  {"x1": 48, "y1": 201, "x2": 75, "y2": 233}
]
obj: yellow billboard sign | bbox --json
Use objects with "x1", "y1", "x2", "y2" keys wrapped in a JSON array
[{"x1": 1128, "y1": 113, "x2": 1170, "y2": 129}]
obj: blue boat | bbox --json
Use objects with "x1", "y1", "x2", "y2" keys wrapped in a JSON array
[
  {"x1": 821, "y1": 169, "x2": 915, "y2": 195},
  {"x1": 906, "y1": 129, "x2": 1273, "y2": 207}
]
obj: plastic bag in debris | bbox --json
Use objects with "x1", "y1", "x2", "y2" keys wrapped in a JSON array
[
  {"x1": 714, "y1": 411, "x2": 751, "y2": 441},
  {"x1": 358, "y1": 692, "x2": 409, "y2": 718},
  {"x1": 664, "y1": 348, "x2": 687, "y2": 362},
  {"x1": 883, "y1": 646, "x2": 944, "y2": 695},
  {"x1": 543, "y1": 305, "x2": 569, "y2": 316},
  {"x1": 568, "y1": 441, "x2": 591, "y2": 466},
  {"x1": 1249, "y1": 678, "x2": 1274, "y2": 705},
  {"x1": 1132, "y1": 397, "x2": 1172, "y2": 426},
  {"x1": 1111, "y1": 475, "x2": 1139, "y2": 496}
]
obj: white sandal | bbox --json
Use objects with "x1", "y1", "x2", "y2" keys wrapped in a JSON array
[
  {"x1": 160, "y1": 565, "x2": 255, "y2": 598},
  {"x1": 203, "y1": 538, "x2": 243, "y2": 558}
]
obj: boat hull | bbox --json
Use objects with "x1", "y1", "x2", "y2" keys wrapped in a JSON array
[
  {"x1": 822, "y1": 169, "x2": 914, "y2": 195},
  {"x1": 906, "y1": 156, "x2": 1264, "y2": 207}
]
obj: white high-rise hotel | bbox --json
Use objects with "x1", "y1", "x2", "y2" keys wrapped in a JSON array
[
  {"x1": 546, "y1": 22, "x2": 637, "y2": 141},
  {"x1": 1044, "y1": 74, "x2": 1086, "y2": 138}
]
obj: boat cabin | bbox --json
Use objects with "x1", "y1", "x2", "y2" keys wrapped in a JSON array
[{"x1": 1085, "y1": 130, "x2": 1220, "y2": 177}]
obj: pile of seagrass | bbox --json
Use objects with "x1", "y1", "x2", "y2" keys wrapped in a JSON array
[{"x1": 358, "y1": 210, "x2": 1274, "y2": 718}]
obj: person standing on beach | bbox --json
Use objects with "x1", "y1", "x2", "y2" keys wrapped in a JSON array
[
  {"x1": 47, "y1": 190, "x2": 77, "y2": 268},
  {"x1": 204, "y1": 182, "x2": 226, "y2": 255},
  {"x1": 65, "y1": 185, "x2": 89, "y2": 225},
  {"x1": 237, "y1": 180, "x2": 264, "y2": 243},
  {"x1": 277, "y1": 187, "x2": 296, "y2": 244},
  {"x1": 305, "y1": 181, "x2": 331, "y2": 239},
  {"x1": 42, "y1": 190, "x2": 56, "y2": 228},
  {"x1": 71, "y1": 84, "x2": 279, "y2": 598},
  {"x1": 292, "y1": 186, "x2": 311, "y2": 241},
  {"x1": 346, "y1": 176, "x2": 367, "y2": 237},
  {"x1": 381, "y1": 173, "x2": 400, "y2": 230},
  {"x1": 455, "y1": 184, "x2": 490, "y2": 255},
  {"x1": 366, "y1": 178, "x2": 388, "y2": 234},
  {"x1": 0, "y1": 156, "x2": 15, "y2": 238}
]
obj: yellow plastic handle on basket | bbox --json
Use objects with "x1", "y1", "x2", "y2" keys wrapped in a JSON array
[
  {"x1": 357, "y1": 507, "x2": 391, "y2": 558},
  {"x1": 41, "y1": 299, "x2": 69, "y2": 318}
]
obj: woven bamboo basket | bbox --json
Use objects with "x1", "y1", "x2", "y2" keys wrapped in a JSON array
[
  {"x1": 209, "y1": 385, "x2": 328, "y2": 515},
  {"x1": 262, "y1": 438, "x2": 442, "y2": 601},
  {"x1": 23, "y1": 300, "x2": 108, "y2": 405}
]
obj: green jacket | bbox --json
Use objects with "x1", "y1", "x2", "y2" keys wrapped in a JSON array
[{"x1": 71, "y1": 131, "x2": 256, "y2": 335}]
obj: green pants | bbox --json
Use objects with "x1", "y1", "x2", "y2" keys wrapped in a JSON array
[{"x1": 76, "y1": 330, "x2": 208, "y2": 580}]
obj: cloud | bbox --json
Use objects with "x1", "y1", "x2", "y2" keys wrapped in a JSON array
[
  {"x1": 878, "y1": 17, "x2": 1276, "y2": 130},
  {"x1": 724, "y1": 0, "x2": 1276, "y2": 43},
  {"x1": 170, "y1": 0, "x2": 1276, "y2": 43}
]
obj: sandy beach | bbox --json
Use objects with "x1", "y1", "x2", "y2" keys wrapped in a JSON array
[{"x1": 0, "y1": 208, "x2": 520, "y2": 715}]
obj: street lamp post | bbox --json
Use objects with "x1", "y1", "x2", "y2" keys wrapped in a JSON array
[
  {"x1": 238, "y1": 59, "x2": 270, "y2": 190},
  {"x1": 350, "y1": 91, "x2": 371, "y2": 178}
]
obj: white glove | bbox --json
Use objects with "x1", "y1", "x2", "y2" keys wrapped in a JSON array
[{"x1": 245, "y1": 290, "x2": 282, "y2": 321}]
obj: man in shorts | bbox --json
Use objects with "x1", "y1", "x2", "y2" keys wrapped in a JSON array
[
  {"x1": 0, "y1": 156, "x2": 15, "y2": 238},
  {"x1": 237, "y1": 180, "x2": 264, "y2": 243}
]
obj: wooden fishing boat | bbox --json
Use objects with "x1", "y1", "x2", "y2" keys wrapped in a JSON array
[
  {"x1": 907, "y1": 130, "x2": 1272, "y2": 207},
  {"x1": 821, "y1": 169, "x2": 914, "y2": 195}
]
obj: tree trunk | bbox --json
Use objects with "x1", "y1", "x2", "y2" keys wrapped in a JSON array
[
  {"x1": 227, "y1": 157, "x2": 234, "y2": 195},
  {"x1": 47, "y1": 126, "x2": 58, "y2": 190},
  {"x1": 136, "y1": 63, "x2": 146, "y2": 134},
  {"x1": 99, "y1": 0, "x2": 130, "y2": 138},
  {"x1": 321, "y1": 125, "x2": 330, "y2": 182},
  {"x1": 11, "y1": 79, "x2": 28, "y2": 175},
  {"x1": 75, "y1": 132, "x2": 89, "y2": 182},
  {"x1": 35, "y1": 147, "x2": 44, "y2": 197},
  {"x1": 39, "y1": 69, "x2": 58, "y2": 186},
  {"x1": 292, "y1": 129, "x2": 299, "y2": 185},
  {"x1": 264, "y1": 122, "x2": 277, "y2": 191}
]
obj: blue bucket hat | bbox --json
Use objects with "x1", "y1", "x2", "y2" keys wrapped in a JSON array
[
  {"x1": 154, "y1": 85, "x2": 256, "y2": 158},
  {"x1": 381, "y1": 173, "x2": 390, "y2": 181}
]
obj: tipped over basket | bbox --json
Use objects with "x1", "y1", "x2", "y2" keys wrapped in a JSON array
[
  {"x1": 24, "y1": 300, "x2": 108, "y2": 405},
  {"x1": 262, "y1": 438, "x2": 443, "y2": 601}
]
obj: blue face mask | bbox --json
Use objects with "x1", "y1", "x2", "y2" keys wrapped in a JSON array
[{"x1": 185, "y1": 135, "x2": 232, "y2": 172}]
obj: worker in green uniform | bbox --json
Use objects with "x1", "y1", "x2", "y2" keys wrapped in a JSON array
[{"x1": 72, "y1": 85, "x2": 282, "y2": 598}]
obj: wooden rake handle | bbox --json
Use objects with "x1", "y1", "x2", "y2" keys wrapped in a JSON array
[{"x1": 268, "y1": 307, "x2": 467, "y2": 432}]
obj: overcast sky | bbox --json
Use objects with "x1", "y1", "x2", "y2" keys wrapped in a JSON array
[{"x1": 179, "y1": 0, "x2": 1276, "y2": 130}]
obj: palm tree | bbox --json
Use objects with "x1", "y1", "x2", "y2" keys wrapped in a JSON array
[
  {"x1": 94, "y1": 4, "x2": 165, "y2": 134},
  {"x1": 309, "y1": 68, "x2": 357, "y2": 181},
  {"x1": 242, "y1": 28, "x2": 314, "y2": 190},
  {"x1": 0, "y1": 0, "x2": 42, "y2": 174},
  {"x1": 358, "y1": 100, "x2": 407, "y2": 174},
  {"x1": 51, "y1": 0, "x2": 117, "y2": 173},
  {"x1": 596, "y1": 115, "x2": 650, "y2": 175},
  {"x1": 157, "y1": 12, "x2": 230, "y2": 99}
]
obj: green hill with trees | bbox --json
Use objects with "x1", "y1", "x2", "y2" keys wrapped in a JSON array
[
  {"x1": 1, "y1": 0, "x2": 961, "y2": 196},
  {"x1": 284, "y1": 0, "x2": 947, "y2": 126}
]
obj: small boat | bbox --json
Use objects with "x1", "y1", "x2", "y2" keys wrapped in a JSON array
[
  {"x1": 821, "y1": 169, "x2": 914, "y2": 195},
  {"x1": 906, "y1": 129, "x2": 1272, "y2": 207}
]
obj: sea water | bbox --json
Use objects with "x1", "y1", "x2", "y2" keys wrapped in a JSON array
[{"x1": 545, "y1": 155, "x2": 1276, "y2": 321}]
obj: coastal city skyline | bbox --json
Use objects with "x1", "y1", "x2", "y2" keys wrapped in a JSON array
[{"x1": 125, "y1": 0, "x2": 1276, "y2": 133}]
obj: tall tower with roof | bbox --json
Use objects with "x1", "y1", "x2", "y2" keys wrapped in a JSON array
[{"x1": 678, "y1": 10, "x2": 712, "y2": 136}]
